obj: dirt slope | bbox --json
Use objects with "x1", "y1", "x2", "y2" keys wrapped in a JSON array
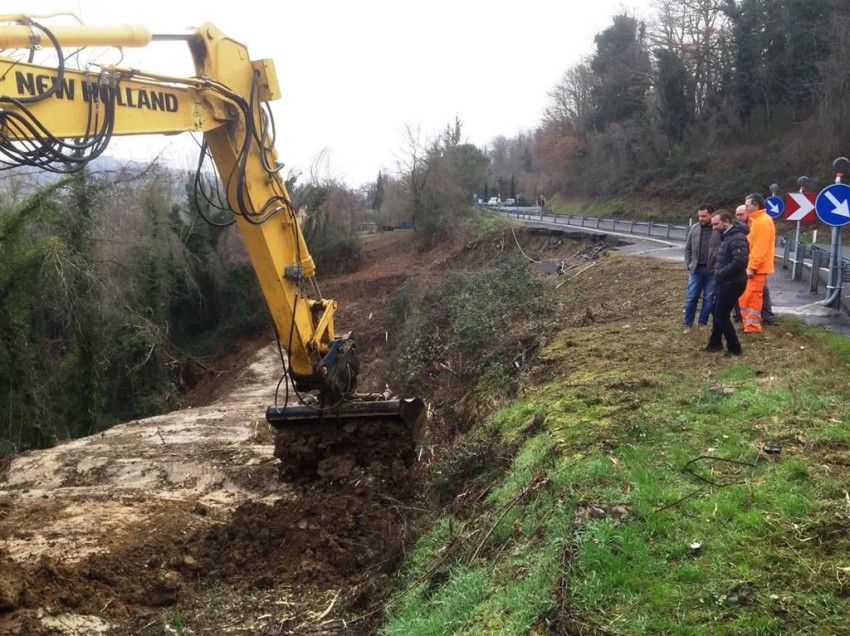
[{"x1": 0, "y1": 226, "x2": 599, "y2": 635}]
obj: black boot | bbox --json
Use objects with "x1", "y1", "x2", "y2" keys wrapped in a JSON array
[{"x1": 704, "y1": 335, "x2": 723, "y2": 352}]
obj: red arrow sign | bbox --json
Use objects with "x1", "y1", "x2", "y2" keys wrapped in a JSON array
[{"x1": 785, "y1": 192, "x2": 817, "y2": 222}]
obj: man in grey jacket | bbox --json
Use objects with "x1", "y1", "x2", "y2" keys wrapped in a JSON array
[{"x1": 683, "y1": 204, "x2": 722, "y2": 332}]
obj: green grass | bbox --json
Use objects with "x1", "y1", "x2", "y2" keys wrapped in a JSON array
[
  {"x1": 547, "y1": 195, "x2": 684, "y2": 224},
  {"x1": 381, "y1": 256, "x2": 850, "y2": 636},
  {"x1": 465, "y1": 207, "x2": 524, "y2": 242},
  {"x1": 165, "y1": 609, "x2": 188, "y2": 634}
]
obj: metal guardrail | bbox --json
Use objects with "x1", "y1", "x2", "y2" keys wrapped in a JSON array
[
  {"x1": 493, "y1": 208, "x2": 690, "y2": 242},
  {"x1": 491, "y1": 206, "x2": 850, "y2": 299},
  {"x1": 781, "y1": 237, "x2": 850, "y2": 292}
]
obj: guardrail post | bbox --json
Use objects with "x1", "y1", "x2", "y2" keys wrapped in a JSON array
[
  {"x1": 791, "y1": 241, "x2": 803, "y2": 281},
  {"x1": 782, "y1": 238, "x2": 791, "y2": 269},
  {"x1": 810, "y1": 249, "x2": 821, "y2": 293},
  {"x1": 666, "y1": 224, "x2": 672, "y2": 239},
  {"x1": 595, "y1": 217, "x2": 601, "y2": 229},
  {"x1": 629, "y1": 220, "x2": 635, "y2": 234}
]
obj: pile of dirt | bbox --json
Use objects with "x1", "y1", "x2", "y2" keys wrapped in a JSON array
[
  {"x1": 0, "y1": 477, "x2": 421, "y2": 635},
  {"x1": 0, "y1": 502, "x2": 208, "y2": 631},
  {"x1": 188, "y1": 481, "x2": 407, "y2": 589}
]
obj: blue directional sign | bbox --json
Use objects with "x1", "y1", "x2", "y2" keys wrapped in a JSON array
[
  {"x1": 764, "y1": 196, "x2": 784, "y2": 219},
  {"x1": 815, "y1": 183, "x2": 850, "y2": 227}
]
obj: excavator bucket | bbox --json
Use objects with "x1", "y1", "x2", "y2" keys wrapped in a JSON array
[{"x1": 266, "y1": 397, "x2": 426, "y2": 479}]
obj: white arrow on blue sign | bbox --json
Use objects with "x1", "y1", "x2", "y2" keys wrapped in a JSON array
[
  {"x1": 764, "y1": 196, "x2": 784, "y2": 219},
  {"x1": 815, "y1": 183, "x2": 850, "y2": 227}
]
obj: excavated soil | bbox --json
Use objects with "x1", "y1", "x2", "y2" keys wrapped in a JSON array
[{"x1": 0, "y1": 227, "x2": 603, "y2": 635}]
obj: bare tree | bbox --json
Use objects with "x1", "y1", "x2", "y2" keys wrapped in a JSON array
[
  {"x1": 395, "y1": 125, "x2": 435, "y2": 232},
  {"x1": 543, "y1": 60, "x2": 596, "y2": 140},
  {"x1": 651, "y1": 0, "x2": 729, "y2": 118}
]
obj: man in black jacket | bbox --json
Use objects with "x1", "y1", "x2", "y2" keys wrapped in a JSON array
[{"x1": 705, "y1": 210, "x2": 749, "y2": 356}]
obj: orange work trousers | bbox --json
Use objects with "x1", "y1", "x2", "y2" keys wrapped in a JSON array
[{"x1": 739, "y1": 273, "x2": 767, "y2": 333}]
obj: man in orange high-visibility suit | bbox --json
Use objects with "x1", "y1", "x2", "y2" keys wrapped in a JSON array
[{"x1": 739, "y1": 193, "x2": 775, "y2": 333}]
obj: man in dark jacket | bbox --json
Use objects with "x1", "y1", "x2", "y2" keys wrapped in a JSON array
[
  {"x1": 732, "y1": 204, "x2": 776, "y2": 325},
  {"x1": 705, "y1": 210, "x2": 749, "y2": 356}
]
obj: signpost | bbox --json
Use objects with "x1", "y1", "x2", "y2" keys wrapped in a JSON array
[
  {"x1": 785, "y1": 191, "x2": 816, "y2": 222},
  {"x1": 764, "y1": 183, "x2": 784, "y2": 220},
  {"x1": 813, "y1": 157, "x2": 850, "y2": 307},
  {"x1": 814, "y1": 183, "x2": 850, "y2": 227},
  {"x1": 787, "y1": 177, "x2": 816, "y2": 280},
  {"x1": 765, "y1": 196, "x2": 785, "y2": 219}
]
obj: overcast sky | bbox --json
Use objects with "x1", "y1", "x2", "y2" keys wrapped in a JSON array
[{"x1": 24, "y1": 0, "x2": 655, "y2": 187}]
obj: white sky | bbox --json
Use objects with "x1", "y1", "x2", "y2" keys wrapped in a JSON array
[{"x1": 22, "y1": 0, "x2": 655, "y2": 187}]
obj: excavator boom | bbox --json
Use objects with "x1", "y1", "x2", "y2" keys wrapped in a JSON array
[{"x1": 0, "y1": 15, "x2": 424, "y2": 477}]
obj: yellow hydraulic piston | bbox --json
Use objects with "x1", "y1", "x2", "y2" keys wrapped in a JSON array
[{"x1": 0, "y1": 23, "x2": 152, "y2": 49}]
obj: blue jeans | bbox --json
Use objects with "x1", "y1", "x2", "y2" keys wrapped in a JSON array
[{"x1": 684, "y1": 265, "x2": 716, "y2": 327}]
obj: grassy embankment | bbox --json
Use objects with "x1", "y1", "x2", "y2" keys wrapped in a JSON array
[
  {"x1": 548, "y1": 196, "x2": 676, "y2": 224},
  {"x1": 381, "y1": 246, "x2": 850, "y2": 635}
]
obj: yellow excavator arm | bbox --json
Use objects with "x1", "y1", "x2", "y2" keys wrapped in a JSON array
[
  {"x1": 0, "y1": 16, "x2": 423, "y2": 477},
  {"x1": 0, "y1": 18, "x2": 334, "y2": 385}
]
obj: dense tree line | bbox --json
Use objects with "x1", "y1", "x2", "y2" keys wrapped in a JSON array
[{"x1": 494, "y1": 0, "x2": 848, "y2": 206}]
